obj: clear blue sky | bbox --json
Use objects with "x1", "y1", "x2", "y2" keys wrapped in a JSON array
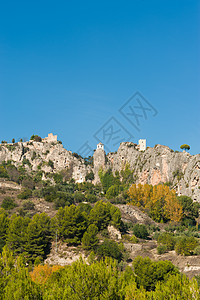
[{"x1": 0, "y1": 0, "x2": 199, "y2": 156}]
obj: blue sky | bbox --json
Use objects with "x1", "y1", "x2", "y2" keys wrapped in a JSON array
[{"x1": 0, "y1": 0, "x2": 199, "y2": 155}]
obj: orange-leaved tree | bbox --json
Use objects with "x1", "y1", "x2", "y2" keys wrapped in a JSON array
[
  {"x1": 30, "y1": 264, "x2": 63, "y2": 285},
  {"x1": 128, "y1": 184, "x2": 183, "y2": 223}
]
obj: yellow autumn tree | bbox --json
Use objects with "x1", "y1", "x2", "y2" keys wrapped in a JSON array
[
  {"x1": 30, "y1": 264, "x2": 63, "y2": 285},
  {"x1": 164, "y1": 190, "x2": 183, "y2": 223},
  {"x1": 128, "y1": 183, "x2": 152, "y2": 207},
  {"x1": 128, "y1": 184, "x2": 183, "y2": 223}
]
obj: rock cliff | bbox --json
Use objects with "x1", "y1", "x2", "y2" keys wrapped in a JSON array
[
  {"x1": 0, "y1": 140, "x2": 199, "y2": 202},
  {"x1": 105, "y1": 142, "x2": 200, "y2": 202}
]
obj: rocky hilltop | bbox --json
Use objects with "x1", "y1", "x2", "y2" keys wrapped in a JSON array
[
  {"x1": 0, "y1": 136, "x2": 199, "y2": 202},
  {"x1": 105, "y1": 142, "x2": 200, "y2": 202}
]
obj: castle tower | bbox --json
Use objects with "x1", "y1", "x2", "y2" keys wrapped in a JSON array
[
  {"x1": 96, "y1": 142, "x2": 104, "y2": 151},
  {"x1": 93, "y1": 143, "x2": 106, "y2": 184},
  {"x1": 138, "y1": 139, "x2": 146, "y2": 151}
]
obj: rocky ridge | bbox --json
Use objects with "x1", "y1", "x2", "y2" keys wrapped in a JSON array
[{"x1": 0, "y1": 140, "x2": 199, "y2": 202}]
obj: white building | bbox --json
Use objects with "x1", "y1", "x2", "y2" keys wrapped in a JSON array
[
  {"x1": 96, "y1": 142, "x2": 104, "y2": 151},
  {"x1": 138, "y1": 139, "x2": 146, "y2": 151}
]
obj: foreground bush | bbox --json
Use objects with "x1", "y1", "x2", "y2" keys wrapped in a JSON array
[
  {"x1": 0, "y1": 249, "x2": 199, "y2": 299},
  {"x1": 175, "y1": 236, "x2": 198, "y2": 256}
]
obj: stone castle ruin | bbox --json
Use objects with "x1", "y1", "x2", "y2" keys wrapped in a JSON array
[{"x1": 42, "y1": 133, "x2": 57, "y2": 143}]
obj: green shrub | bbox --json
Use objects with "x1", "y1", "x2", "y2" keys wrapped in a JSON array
[
  {"x1": 100, "y1": 229, "x2": 109, "y2": 238},
  {"x1": 21, "y1": 177, "x2": 35, "y2": 189},
  {"x1": 48, "y1": 160, "x2": 54, "y2": 169},
  {"x1": 17, "y1": 188, "x2": 32, "y2": 200},
  {"x1": 157, "y1": 244, "x2": 167, "y2": 254},
  {"x1": 85, "y1": 193, "x2": 97, "y2": 203},
  {"x1": 193, "y1": 246, "x2": 200, "y2": 255},
  {"x1": 22, "y1": 158, "x2": 31, "y2": 167},
  {"x1": 31, "y1": 151, "x2": 37, "y2": 160},
  {"x1": 74, "y1": 192, "x2": 85, "y2": 203},
  {"x1": 96, "y1": 239, "x2": 122, "y2": 261},
  {"x1": 0, "y1": 166, "x2": 9, "y2": 178},
  {"x1": 152, "y1": 231, "x2": 160, "y2": 240},
  {"x1": 30, "y1": 135, "x2": 42, "y2": 142},
  {"x1": 22, "y1": 200, "x2": 35, "y2": 211},
  {"x1": 123, "y1": 234, "x2": 138, "y2": 243},
  {"x1": 85, "y1": 171, "x2": 94, "y2": 181},
  {"x1": 157, "y1": 232, "x2": 175, "y2": 251},
  {"x1": 1, "y1": 197, "x2": 17, "y2": 210},
  {"x1": 175, "y1": 236, "x2": 198, "y2": 256},
  {"x1": 53, "y1": 173, "x2": 63, "y2": 184},
  {"x1": 106, "y1": 184, "x2": 120, "y2": 199},
  {"x1": 132, "y1": 224, "x2": 149, "y2": 239}
]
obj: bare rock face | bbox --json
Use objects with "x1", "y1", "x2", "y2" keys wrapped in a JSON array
[
  {"x1": 0, "y1": 141, "x2": 91, "y2": 183},
  {"x1": 93, "y1": 148, "x2": 106, "y2": 184},
  {"x1": 107, "y1": 143, "x2": 200, "y2": 202},
  {"x1": 0, "y1": 140, "x2": 199, "y2": 202},
  {"x1": 107, "y1": 225, "x2": 122, "y2": 240},
  {"x1": 116, "y1": 204, "x2": 157, "y2": 226}
]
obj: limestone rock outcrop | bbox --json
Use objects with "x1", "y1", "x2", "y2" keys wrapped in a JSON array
[
  {"x1": 106, "y1": 143, "x2": 200, "y2": 202},
  {"x1": 0, "y1": 141, "x2": 91, "y2": 183},
  {"x1": 0, "y1": 140, "x2": 199, "y2": 202}
]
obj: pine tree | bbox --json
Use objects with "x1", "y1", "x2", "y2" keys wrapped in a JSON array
[
  {"x1": 82, "y1": 224, "x2": 98, "y2": 250},
  {"x1": 24, "y1": 213, "x2": 52, "y2": 262}
]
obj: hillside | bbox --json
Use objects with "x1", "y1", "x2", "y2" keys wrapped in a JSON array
[{"x1": 0, "y1": 136, "x2": 199, "y2": 202}]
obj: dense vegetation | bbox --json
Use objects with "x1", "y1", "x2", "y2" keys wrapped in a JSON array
[
  {"x1": 0, "y1": 200, "x2": 124, "y2": 263},
  {"x1": 0, "y1": 249, "x2": 199, "y2": 299},
  {"x1": 0, "y1": 156, "x2": 200, "y2": 298}
]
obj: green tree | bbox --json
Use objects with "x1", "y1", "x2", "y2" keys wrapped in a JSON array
[
  {"x1": 175, "y1": 236, "x2": 198, "y2": 256},
  {"x1": 0, "y1": 210, "x2": 9, "y2": 252},
  {"x1": 178, "y1": 195, "x2": 199, "y2": 226},
  {"x1": 54, "y1": 205, "x2": 87, "y2": 245},
  {"x1": 96, "y1": 239, "x2": 122, "y2": 261},
  {"x1": 0, "y1": 166, "x2": 8, "y2": 178},
  {"x1": 24, "y1": 213, "x2": 52, "y2": 262},
  {"x1": 132, "y1": 224, "x2": 149, "y2": 239},
  {"x1": 152, "y1": 274, "x2": 199, "y2": 299},
  {"x1": 82, "y1": 224, "x2": 98, "y2": 250},
  {"x1": 180, "y1": 144, "x2": 190, "y2": 151},
  {"x1": 109, "y1": 203, "x2": 122, "y2": 229},
  {"x1": 30, "y1": 135, "x2": 42, "y2": 142},
  {"x1": 106, "y1": 184, "x2": 120, "y2": 199},
  {"x1": 0, "y1": 246, "x2": 15, "y2": 297},
  {"x1": 157, "y1": 232, "x2": 175, "y2": 251},
  {"x1": 89, "y1": 201, "x2": 111, "y2": 231},
  {"x1": 44, "y1": 258, "x2": 135, "y2": 299},
  {"x1": 133, "y1": 256, "x2": 179, "y2": 291},
  {"x1": 6, "y1": 215, "x2": 30, "y2": 255},
  {"x1": 99, "y1": 169, "x2": 120, "y2": 193},
  {"x1": 4, "y1": 256, "x2": 42, "y2": 300}
]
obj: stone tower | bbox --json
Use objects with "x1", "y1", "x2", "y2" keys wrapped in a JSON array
[
  {"x1": 93, "y1": 143, "x2": 106, "y2": 183},
  {"x1": 138, "y1": 139, "x2": 146, "y2": 151}
]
